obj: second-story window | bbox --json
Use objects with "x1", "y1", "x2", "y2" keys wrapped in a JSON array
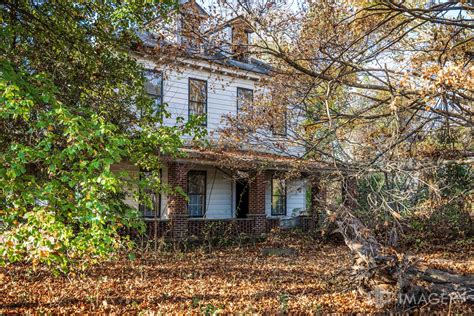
[
  {"x1": 189, "y1": 78, "x2": 207, "y2": 126},
  {"x1": 237, "y1": 87, "x2": 253, "y2": 112},
  {"x1": 144, "y1": 70, "x2": 163, "y2": 116},
  {"x1": 271, "y1": 110, "x2": 287, "y2": 136}
]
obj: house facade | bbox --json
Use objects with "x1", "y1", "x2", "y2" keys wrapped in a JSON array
[{"x1": 117, "y1": 1, "x2": 320, "y2": 240}]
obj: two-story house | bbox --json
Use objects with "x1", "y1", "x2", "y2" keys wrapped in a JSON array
[{"x1": 116, "y1": 0, "x2": 319, "y2": 240}]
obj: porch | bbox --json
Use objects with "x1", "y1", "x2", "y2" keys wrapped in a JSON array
[{"x1": 118, "y1": 148, "x2": 328, "y2": 240}]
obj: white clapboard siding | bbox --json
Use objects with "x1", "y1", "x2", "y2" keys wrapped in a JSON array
[
  {"x1": 162, "y1": 67, "x2": 255, "y2": 131},
  {"x1": 136, "y1": 56, "x2": 305, "y2": 157},
  {"x1": 265, "y1": 173, "x2": 307, "y2": 217},
  {"x1": 110, "y1": 162, "x2": 140, "y2": 210},
  {"x1": 199, "y1": 166, "x2": 234, "y2": 219},
  {"x1": 160, "y1": 164, "x2": 234, "y2": 219},
  {"x1": 287, "y1": 180, "x2": 307, "y2": 216},
  {"x1": 114, "y1": 162, "x2": 307, "y2": 219}
]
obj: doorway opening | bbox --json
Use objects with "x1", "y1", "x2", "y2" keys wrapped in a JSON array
[{"x1": 235, "y1": 180, "x2": 249, "y2": 218}]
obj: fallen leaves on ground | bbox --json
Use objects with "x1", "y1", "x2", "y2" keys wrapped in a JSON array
[{"x1": 1, "y1": 233, "x2": 472, "y2": 314}]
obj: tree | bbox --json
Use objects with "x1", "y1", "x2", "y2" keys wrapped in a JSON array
[
  {"x1": 199, "y1": 0, "x2": 473, "y2": 308},
  {"x1": 0, "y1": 0, "x2": 203, "y2": 271}
]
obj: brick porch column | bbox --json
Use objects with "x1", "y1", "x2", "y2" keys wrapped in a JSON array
[
  {"x1": 168, "y1": 162, "x2": 188, "y2": 239},
  {"x1": 248, "y1": 171, "x2": 266, "y2": 235}
]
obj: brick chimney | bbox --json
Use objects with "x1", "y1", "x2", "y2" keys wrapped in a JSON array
[
  {"x1": 177, "y1": 0, "x2": 209, "y2": 51},
  {"x1": 228, "y1": 16, "x2": 253, "y2": 61}
]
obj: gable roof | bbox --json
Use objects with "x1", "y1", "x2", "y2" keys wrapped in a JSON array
[
  {"x1": 136, "y1": 31, "x2": 271, "y2": 75},
  {"x1": 135, "y1": 1, "x2": 270, "y2": 75}
]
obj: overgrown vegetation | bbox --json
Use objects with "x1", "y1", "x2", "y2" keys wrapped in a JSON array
[
  {"x1": 354, "y1": 163, "x2": 473, "y2": 245},
  {"x1": 0, "y1": 0, "x2": 203, "y2": 271},
  {"x1": 1, "y1": 231, "x2": 472, "y2": 313}
]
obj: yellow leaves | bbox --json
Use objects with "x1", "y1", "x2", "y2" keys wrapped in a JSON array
[
  {"x1": 391, "y1": 211, "x2": 401, "y2": 221},
  {"x1": 388, "y1": 96, "x2": 400, "y2": 112},
  {"x1": 39, "y1": 246, "x2": 51, "y2": 259},
  {"x1": 2, "y1": 232, "x2": 473, "y2": 313}
]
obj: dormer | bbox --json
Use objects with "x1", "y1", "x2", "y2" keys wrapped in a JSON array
[
  {"x1": 177, "y1": 0, "x2": 209, "y2": 51},
  {"x1": 227, "y1": 16, "x2": 254, "y2": 61}
]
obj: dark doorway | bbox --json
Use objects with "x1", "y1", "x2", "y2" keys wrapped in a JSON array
[{"x1": 235, "y1": 180, "x2": 249, "y2": 218}]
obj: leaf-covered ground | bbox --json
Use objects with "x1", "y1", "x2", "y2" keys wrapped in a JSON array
[{"x1": 1, "y1": 233, "x2": 473, "y2": 314}]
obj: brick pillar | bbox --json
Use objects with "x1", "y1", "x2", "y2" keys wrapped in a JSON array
[
  {"x1": 168, "y1": 162, "x2": 188, "y2": 239},
  {"x1": 248, "y1": 171, "x2": 266, "y2": 235}
]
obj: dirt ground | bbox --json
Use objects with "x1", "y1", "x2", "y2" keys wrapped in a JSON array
[{"x1": 1, "y1": 232, "x2": 473, "y2": 314}]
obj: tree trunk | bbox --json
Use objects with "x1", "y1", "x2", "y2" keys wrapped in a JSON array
[{"x1": 335, "y1": 209, "x2": 473, "y2": 309}]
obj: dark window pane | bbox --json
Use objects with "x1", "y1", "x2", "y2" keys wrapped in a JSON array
[
  {"x1": 190, "y1": 79, "x2": 206, "y2": 103},
  {"x1": 271, "y1": 177, "x2": 286, "y2": 216},
  {"x1": 190, "y1": 101, "x2": 206, "y2": 115},
  {"x1": 272, "y1": 178, "x2": 285, "y2": 196},
  {"x1": 272, "y1": 196, "x2": 285, "y2": 215},
  {"x1": 188, "y1": 172, "x2": 206, "y2": 194},
  {"x1": 144, "y1": 71, "x2": 162, "y2": 97},
  {"x1": 187, "y1": 171, "x2": 206, "y2": 217}
]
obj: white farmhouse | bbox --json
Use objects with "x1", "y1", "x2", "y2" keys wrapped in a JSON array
[{"x1": 116, "y1": 0, "x2": 320, "y2": 239}]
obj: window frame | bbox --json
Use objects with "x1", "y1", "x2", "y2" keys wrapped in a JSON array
[
  {"x1": 144, "y1": 69, "x2": 164, "y2": 117},
  {"x1": 188, "y1": 78, "x2": 208, "y2": 126},
  {"x1": 187, "y1": 170, "x2": 207, "y2": 218},
  {"x1": 271, "y1": 110, "x2": 288, "y2": 137},
  {"x1": 236, "y1": 87, "x2": 253, "y2": 113},
  {"x1": 270, "y1": 175, "x2": 287, "y2": 216},
  {"x1": 139, "y1": 169, "x2": 162, "y2": 219}
]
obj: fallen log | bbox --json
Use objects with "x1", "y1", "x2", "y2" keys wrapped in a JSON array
[{"x1": 334, "y1": 209, "x2": 473, "y2": 310}]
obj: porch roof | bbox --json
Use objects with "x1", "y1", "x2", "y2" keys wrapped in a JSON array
[{"x1": 162, "y1": 147, "x2": 341, "y2": 173}]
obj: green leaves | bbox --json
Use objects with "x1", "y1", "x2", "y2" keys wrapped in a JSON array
[
  {"x1": 0, "y1": 63, "x2": 188, "y2": 272},
  {"x1": 0, "y1": 64, "x2": 136, "y2": 271},
  {"x1": 0, "y1": 1, "x2": 203, "y2": 272}
]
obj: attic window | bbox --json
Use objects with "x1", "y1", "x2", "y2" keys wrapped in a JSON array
[{"x1": 224, "y1": 26, "x2": 232, "y2": 43}]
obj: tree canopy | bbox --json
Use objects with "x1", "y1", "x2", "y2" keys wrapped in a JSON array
[{"x1": 0, "y1": 0, "x2": 204, "y2": 271}]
